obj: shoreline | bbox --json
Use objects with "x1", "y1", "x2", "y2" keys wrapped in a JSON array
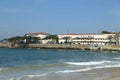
[
  {"x1": 0, "y1": 43, "x2": 120, "y2": 52},
  {"x1": 47, "y1": 67, "x2": 120, "y2": 80}
]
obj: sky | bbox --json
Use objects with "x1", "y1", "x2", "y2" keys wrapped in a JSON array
[{"x1": 0, "y1": 0, "x2": 120, "y2": 39}]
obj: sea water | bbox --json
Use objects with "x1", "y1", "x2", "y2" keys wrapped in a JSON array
[{"x1": 0, "y1": 48, "x2": 120, "y2": 80}]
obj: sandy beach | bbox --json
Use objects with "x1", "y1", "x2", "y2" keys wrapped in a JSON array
[
  {"x1": 78, "y1": 67, "x2": 120, "y2": 80},
  {"x1": 31, "y1": 67, "x2": 120, "y2": 80}
]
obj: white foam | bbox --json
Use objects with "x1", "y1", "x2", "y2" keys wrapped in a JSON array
[
  {"x1": 26, "y1": 73, "x2": 48, "y2": 78},
  {"x1": 65, "y1": 60, "x2": 111, "y2": 66},
  {"x1": 9, "y1": 73, "x2": 49, "y2": 80},
  {"x1": 56, "y1": 64, "x2": 120, "y2": 73},
  {"x1": 9, "y1": 78, "x2": 21, "y2": 80},
  {"x1": 56, "y1": 67, "x2": 92, "y2": 73},
  {"x1": 113, "y1": 57, "x2": 120, "y2": 60},
  {"x1": 0, "y1": 67, "x2": 7, "y2": 71}
]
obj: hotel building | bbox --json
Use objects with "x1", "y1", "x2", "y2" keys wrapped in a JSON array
[{"x1": 58, "y1": 33, "x2": 120, "y2": 45}]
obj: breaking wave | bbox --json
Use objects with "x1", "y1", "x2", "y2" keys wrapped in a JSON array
[
  {"x1": 65, "y1": 60, "x2": 111, "y2": 66},
  {"x1": 56, "y1": 65, "x2": 120, "y2": 73},
  {"x1": 9, "y1": 73, "x2": 49, "y2": 80},
  {"x1": 0, "y1": 67, "x2": 8, "y2": 72},
  {"x1": 113, "y1": 57, "x2": 120, "y2": 60},
  {"x1": 55, "y1": 60, "x2": 120, "y2": 73}
]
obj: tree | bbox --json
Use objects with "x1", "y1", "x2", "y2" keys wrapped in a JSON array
[
  {"x1": 44, "y1": 35, "x2": 59, "y2": 43},
  {"x1": 23, "y1": 36, "x2": 39, "y2": 43},
  {"x1": 8, "y1": 36, "x2": 23, "y2": 42},
  {"x1": 114, "y1": 33, "x2": 120, "y2": 45},
  {"x1": 101, "y1": 31, "x2": 111, "y2": 34},
  {"x1": 62, "y1": 36, "x2": 71, "y2": 44},
  {"x1": 8, "y1": 36, "x2": 39, "y2": 44},
  {"x1": 107, "y1": 35, "x2": 113, "y2": 45}
]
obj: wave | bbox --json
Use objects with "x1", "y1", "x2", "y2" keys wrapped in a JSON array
[
  {"x1": 56, "y1": 67, "x2": 92, "y2": 73},
  {"x1": 0, "y1": 67, "x2": 7, "y2": 72},
  {"x1": 56, "y1": 64, "x2": 120, "y2": 73},
  {"x1": 26, "y1": 73, "x2": 49, "y2": 78},
  {"x1": 6, "y1": 60, "x2": 120, "y2": 80},
  {"x1": 65, "y1": 60, "x2": 111, "y2": 66},
  {"x1": 7, "y1": 61, "x2": 120, "y2": 80},
  {"x1": 113, "y1": 57, "x2": 120, "y2": 60},
  {"x1": 57, "y1": 60, "x2": 120, "y2": 73},
  {"x1": 9, "y1": 73, "x2": 49, "y2": 80}
]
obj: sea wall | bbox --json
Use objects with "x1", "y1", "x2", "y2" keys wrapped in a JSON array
[
  {"x1": 0, "y1": 42, "x2": 19, "y2": 48},
  {"x1": 28, "y1": 44, "x2": 120, "y2": 52},
  {"x1": 28, "y1": 44, "x2": 90, "y2": 50},
  {"x1": 101, "y1": 45, "x2": 120, "y2": 51},
  {"x1": 0, "y1": 42, "x2": 11, "y2": 48},
  {"x1": 0, "y1": 42, "x2": 120, "y2": 52}
]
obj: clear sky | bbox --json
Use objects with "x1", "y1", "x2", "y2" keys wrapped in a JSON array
[{"x1": 0, "y1": 0, "x2": 120, "y2": 39}]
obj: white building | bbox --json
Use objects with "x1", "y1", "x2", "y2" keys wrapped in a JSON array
[
  {"x1": 25, "y1": 32, "x2": 50, "y2": 39},
  {"x1": 40, "y1": 39, "x2": 56, "y2": 44},
  {"x1": 25, "y1": 32, "x2": 57, "y2": 44},
  {"x1": 58, "y1": 33, "x2": 118, "y2": 45},
  {"x1": 25, "y1": 32, "x2": 50, "y2": 43}
]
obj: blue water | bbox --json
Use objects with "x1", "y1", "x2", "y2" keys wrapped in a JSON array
[{"x1": 0, "y1": 48, "x2": 120, "y2": 80}]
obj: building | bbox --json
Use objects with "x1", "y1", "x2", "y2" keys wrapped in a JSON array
[
  {"x1": 25, "y1": 32, "x2": 49, "y2": 43},
  {"x1": 58, "y1": 33, "x2": 120, "y2": 45},
  {"x1": 24, "y1": 32, "x2": 120, "y2": 45},
  {"x1": 25, "y1": 32, "x2": 56, "y2": 44},
  {"x1": 25, "y1": 32, "x2": 50, "y2": 39}
]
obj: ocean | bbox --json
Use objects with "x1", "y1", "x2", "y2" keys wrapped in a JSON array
[{"x1": 0, "y1": 48, "x2": 120, "y2": 80}]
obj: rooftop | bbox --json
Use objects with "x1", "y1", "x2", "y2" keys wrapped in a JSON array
[
  {"x1": 26, "y1": 32, "x2": 50, "y2": 35},
  {"x1": 59, "y1": 33, "x2": 118, "y2": 35}
]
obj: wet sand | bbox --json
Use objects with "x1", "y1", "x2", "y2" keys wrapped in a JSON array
[
  {"x1": 60, "y1": 67, "x2": 120, "y2": 80},
  {"x1": 14, "y1": 67, "x2": 120, "y2": 80},
  {"x1": 80, "y1": 67, "x2": 120, "y2": 80},
  {"x1": 34, "y1": 67, "x2": 120, "y2": 80}
]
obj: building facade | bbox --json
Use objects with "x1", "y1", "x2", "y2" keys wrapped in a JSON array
[
  {"x1": 24, "y1": 32, "x2": 120, "y2": 45},
  {"x1": 58, "y1": 33, "x2": 119, "y2": 45}
]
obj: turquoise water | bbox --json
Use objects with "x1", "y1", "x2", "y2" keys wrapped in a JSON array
[{"x1": 0, "y1": 48, "x2": 120, "y2": 80}]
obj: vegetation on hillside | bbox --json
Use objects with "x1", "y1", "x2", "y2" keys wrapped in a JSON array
[{"x1": 43, "y1": 35, "x2": 59, "y2": 43}]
